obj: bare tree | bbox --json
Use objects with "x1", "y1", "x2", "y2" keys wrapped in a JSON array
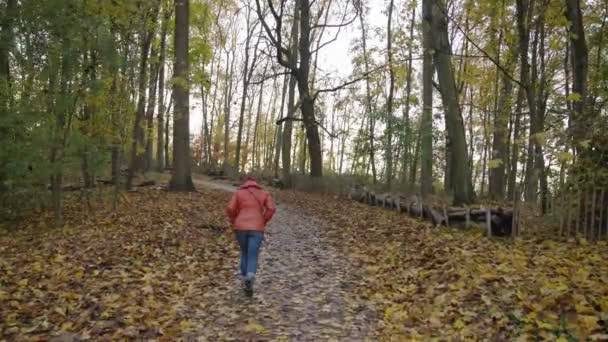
[
  {"x1": 385, "y1": 0, "x2": 395, "y2": 187},
  {"x1": 235, "y1": 3, "x2": 262, "y2": 172},
  {"x1": 255, "y1": 0, "x2": 359, "y2": 179}
]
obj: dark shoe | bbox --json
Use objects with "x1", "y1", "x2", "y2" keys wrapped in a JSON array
[{"x1": 244, "y1": 273, "x2": 254, "y2": 297}]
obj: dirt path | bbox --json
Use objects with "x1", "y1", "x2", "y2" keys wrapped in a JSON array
[{"x1": 191, "y1": 179, "x2": 377, "y2": 341}]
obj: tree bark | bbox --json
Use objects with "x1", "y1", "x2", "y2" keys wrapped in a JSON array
[
  {"x1": 156, "y1": 7, "x2": 170, "y2": 172},
  {"x1": 297, "y1": 0, "x2": 323, "y2": 178},
  {"x1": 359, "y1": 5, "x2": 377, "y2": 184},
  {"x1": 385, "y1": 0, "x2": 395, "y2": 187},
  {"x1": 281, "y1": 2, "x2": 300, "y2": 186},
  {"x1": 145, "y1": 34, "x2": 160, "y2": 172},
  {"x1": 421, "y1": 0, "x2": 434, "y2": 197},
  {"x1": 274, "y1": 73, "x2": 288, "y2": 178},
  {"x1": 127, "y1": 1, "x2": 160, "y2": 188},
  {"x1": 564, "y1": 0, "x2": 589, "y2": 154},
  {"x1": 0, "y1": 0, "x2": 16, "y2": 117},
  {"x1": 164, "y1": 96, "x2": 172, "y2": 168},
  {"x1": 169, "y1": 0, "x2": 194, "y2": 191},
  {"x1": 401, "y1": 6, "x2": 416, "y2": 187},
  {"x1": 516, "y1": 0, "x2": 540, "y2": 203},
  {"x1": 222, "y1": 46, "x2": 236, "y2": 173},
  {"x1": 508, "y1": 87, "x2": 524, "y2": 199},
  {"x1": 430, "y1": 0, "x2": 474, "y2": 205},
  {"x1": 235, "y1": 9, "x2": 261, "y2": 172}
]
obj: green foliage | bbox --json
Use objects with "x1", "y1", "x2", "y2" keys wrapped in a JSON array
[{"x1": 0, "y1": 0, "x2": 173, "y2": 221}]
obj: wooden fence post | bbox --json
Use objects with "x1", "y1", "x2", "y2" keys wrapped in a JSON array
[
  {"x1": 486, "y1": 207, "x2": 492, "y2": 238},
  {"x1": 583, "y1": 191, "x2": 589, "y2": 239},
  {"x1": 599, "y1": 188, "x2": 605, "y2": 240},
  {"x1": 566, "y1": 193, "x2": 573, "y2": 239},
  {"x1": 511, "y1": 203, "x2": 517, "y2": 238},
  {"x1": 559, "y1": 190, "x2": 565, "y2": 237},
  {"x1": 465, "y1": 207, "x2": 471, "y2": 229},
  {"x1": 575, "y1": 190, "x2": 581, "y2": 237},
  {"x1": 443, "y1": 206, "x2": 449, "y2": 227},
  {"x1": 591, "y1": 188, "x2": 597, "y2": 240}
]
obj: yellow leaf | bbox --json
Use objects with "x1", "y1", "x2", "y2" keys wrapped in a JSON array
[
  {"x1": 578, "y1": 315, "x2": 599, "y2": 334},
  {"x1": 454, "y1": 318, "x2": 465, "y2": 330},
  {"x1": 52, "y1": 254, "x2": 66, "y2": 263},
  {"x1": 179, "y1": 320, "x2": 194, "y2": 331},
  {"x1": 245, "y1": 322, "x2": 266, "y2": 334},
  {"x1": 61, "y1": 322, "x2": 74, "y2": 331},
  {"x1": 556, "y1": 337, "x2": 568, "y2": 342},
  {"x1": 17, "y1": 279, "x2": 28, "y2": 287}
]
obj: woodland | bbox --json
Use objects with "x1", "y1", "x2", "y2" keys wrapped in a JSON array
[{"x1": 1, "y1": 0, "x2": 608, "y2": 340}]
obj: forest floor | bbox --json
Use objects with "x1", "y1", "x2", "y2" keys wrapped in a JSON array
[{"x1": 1, "y1": 175, "x2": 608, "y2": 341}]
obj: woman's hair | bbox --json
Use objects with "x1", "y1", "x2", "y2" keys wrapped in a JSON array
[{"x1": 244, "y1": 173, "x2": 256, "y2": 182}]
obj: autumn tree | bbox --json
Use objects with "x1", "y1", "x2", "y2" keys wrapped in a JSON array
[{"x1": 169, "y1": 0, "x2": 195, "y2": 191}]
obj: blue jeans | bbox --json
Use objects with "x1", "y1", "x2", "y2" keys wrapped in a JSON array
[{"x1": 235, "y1": 231, "x2": 264, "y2": 277}]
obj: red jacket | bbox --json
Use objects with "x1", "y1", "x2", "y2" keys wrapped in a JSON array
[{"x1": 226, "y1": 180, "x2": 276, "y2": 231}]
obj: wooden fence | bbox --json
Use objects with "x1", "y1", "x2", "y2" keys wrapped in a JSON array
[{"x1": 513, "y1": 187, "x2": 608, "y2": 241}]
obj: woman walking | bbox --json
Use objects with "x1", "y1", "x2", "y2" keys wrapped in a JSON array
[{"x1": 226, "y1": 175, "x2": 276, "y2": 296}]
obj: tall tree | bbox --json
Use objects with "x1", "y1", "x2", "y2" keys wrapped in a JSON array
[
  {"x1": 145, "y1": 32, "x2": 161, "y2": 172},
  {"x1": 235, "y1": 6, "x2": 261, "y2": 172},
  {"x1": 401, "y1": 5, "x2": 416, "y2": 187},
  {"x1": 281, "y1": 1, "x2": 300, "y2": 186},
  {"x1": 169, "y1": 0, "x2": 194, "y2": 191},
  {"x1": 385, "y1": 0, "x2": 395, "y2": 187},
  {"x1": 564, "y1": 0, "x2": 589, "y2": 154},
  {"x1": 156, "y1": 6, "x2": 171, "y2": 172},
  {"x1": 0, "y1": 0, "x2": 16, "y2": 115},
  {"x1": 420, "y1": 0, "x2": 434, "y2": 196},
  {"x1": 127, "y1": 0, "x2": 161, "y2": 189},
  {"x1": 430, "y1": 0, "x2": 474, "y2": 205},
  {"x1": 358, "y1": 4, "x2": 377, "y2": 184}
]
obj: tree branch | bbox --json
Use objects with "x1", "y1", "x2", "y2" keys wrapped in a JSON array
[
  {"x1": 436, "y1": 4, "x2": 524, "y2": 89},
  {"x1": 276, "y1": 116, "x2": 340, "y2": 138},
  {"x1": 312, "y1": 64, "x2": 385, "y2": 101}
]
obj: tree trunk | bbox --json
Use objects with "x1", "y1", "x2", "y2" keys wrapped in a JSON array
[
  {"x1": 164, "y1": 96, "x2": 172, "y2": 168},
  {"x1": 516, "y1": 0, "x2": 541, "y2": 203},
  {"x1": 383, "y1": 0, "x2": 395, "y2": 187},
  {"x1": 235, "y1": 9, "x2": 261, "y2": 173},
  {"x1": 489, "y1": 27, "x2": 516, "y2": 201},
  {"x1": 145, "y1": 35, "x2": 160, "y2": 172},
  {"x1": 359, "y1": 5, "x2": 377, "y2": 184},
  {"x1": 252, "y1": 78, "x2": 265, "y2": 171},
  {"x1": 297, "y1": 0, "x2": 323, "y2": 178},
  {"x1": 564, "y1": 0, "x2": 589, "y2": 154},
  {"x1": 274, "y1": 74, "x2": 289, "y2": 178},
  {"x1": 421, "y1": 0, "x2": 434, "y2": 197},
  {"x1": 508, "y1": 87, "x2": 524, "y2": 199},
  {"x1": 156, "y1": 7, "x2": 170, "y2": 172},
  {"x1": 0, "y1": 0, "x2": 16, "y2": 117},
  {"x1": 401, "y1": 6, "x2": 416, "y2": 187},
  {"x1": 169, "y1": 0, "x2": 194, "y2": 191},
  {"x1": 127, "y1": 1, "x2": 160, "y2": 188},
  {"x1": 281, "y1": 2, "x2": 299, "y2": 187},
  {"x1": 430, "y1": 0, "x2": 473, "y2": 205}
]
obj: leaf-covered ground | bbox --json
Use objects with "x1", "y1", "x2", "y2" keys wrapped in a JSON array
[
  {"x1": 1, "y1": 179, "x2": 608, "y2": 340},
  {"x1": 0, "y1": 186, "x2": 235, "y2": 340},
  {"x1": 282, "y1": 191, "x2": 608, "y2": 340}
]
